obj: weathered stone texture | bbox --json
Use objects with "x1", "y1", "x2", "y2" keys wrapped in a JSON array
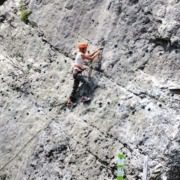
[{"x1": 0, "y1": 0, "x2": 179, "y2": 179}]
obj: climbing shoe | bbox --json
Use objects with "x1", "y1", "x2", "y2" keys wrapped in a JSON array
[
  {"x1": 81, "y1": 96, "x2": 91, "y2": 103},
  {"x1": 66, "y1": 98, "x2": 73, "y2": 108}
]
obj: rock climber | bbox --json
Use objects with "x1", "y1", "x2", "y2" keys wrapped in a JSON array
[{"x1": 67, "y1": 42, "x2": 101, "y2": 107}]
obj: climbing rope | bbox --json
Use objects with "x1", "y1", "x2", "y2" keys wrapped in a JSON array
[{"x1": 0, "y1": 113, "x2": 64, "y2": 171}]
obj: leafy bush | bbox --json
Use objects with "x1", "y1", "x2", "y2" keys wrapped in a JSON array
[
  {"x1": 20, "y1": 9, "x2": 31, "y2": 23},
  {"x1": 19, "y1": 0, "x2": 31, "y2": 24}
]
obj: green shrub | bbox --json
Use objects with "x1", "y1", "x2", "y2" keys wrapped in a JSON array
[
  {"x1": 19, "y1": 0, "x2": 31, "y2": 24},
  {"x1": 20, "y1": 9, "x2": 31, "y2": 23}
]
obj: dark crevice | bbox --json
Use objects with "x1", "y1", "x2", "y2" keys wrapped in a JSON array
[
  {"x1": 0, "y1": 0, "x2": 6, "y2": 6},
  {"x1": 129, "y1": 0, "x2": 139, "y2": 5},
  {"x1": 149, "y1": 37, "x2": 180, "y2": 51},
  {"x1": 150, "y1": 37, "x2": 171, "y2": 50},
  {"x1": 107, "y1": 2, "x2": 112, "y2": 10},
  {"x1": 0, "y1": 14, "x2": 6, "y2": 22},
  {"x1": 169, "y1": 88, "x2": 180, "y2": 95},
  {"x1": 170, "y1": 40, "x2": 180, "y2": 50}
]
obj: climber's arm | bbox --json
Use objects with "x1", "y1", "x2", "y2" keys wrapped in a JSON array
[
  {"x1": 89, "y1": 49, "x2": 100, "y2": 57},
  {"x1": 82, "y1": 51, "x2": 100, "y2": 61}
]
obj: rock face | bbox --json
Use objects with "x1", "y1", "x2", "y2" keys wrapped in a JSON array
[{"x1": 0, "y1": 0, "x2": 179, "y2": 180}]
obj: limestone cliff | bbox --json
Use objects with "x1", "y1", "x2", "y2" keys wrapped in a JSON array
[{"x1": 0, "y1": 0, "x2": 179, "y2": 179}]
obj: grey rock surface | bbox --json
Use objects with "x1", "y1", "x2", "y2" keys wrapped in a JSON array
[{"x1": 0, "y1": 0, "x2": 179, "y2": 179}]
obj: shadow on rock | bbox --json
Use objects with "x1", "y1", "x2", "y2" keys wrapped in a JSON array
[
  {"x1": 166, "y1": 149, "x2": 180, "y2": 180},
  {"x1": 76, "y1": 76, "x2": 98, "y2": 104}
]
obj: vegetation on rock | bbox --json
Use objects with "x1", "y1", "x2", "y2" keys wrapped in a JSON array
[{"x1": 19, "y1": 0, "x2": 31, "y2": 24}]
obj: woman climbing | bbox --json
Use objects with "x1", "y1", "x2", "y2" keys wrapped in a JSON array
[{"x1": 67, "y1": 42, "x2": 101, "y2": 107}]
